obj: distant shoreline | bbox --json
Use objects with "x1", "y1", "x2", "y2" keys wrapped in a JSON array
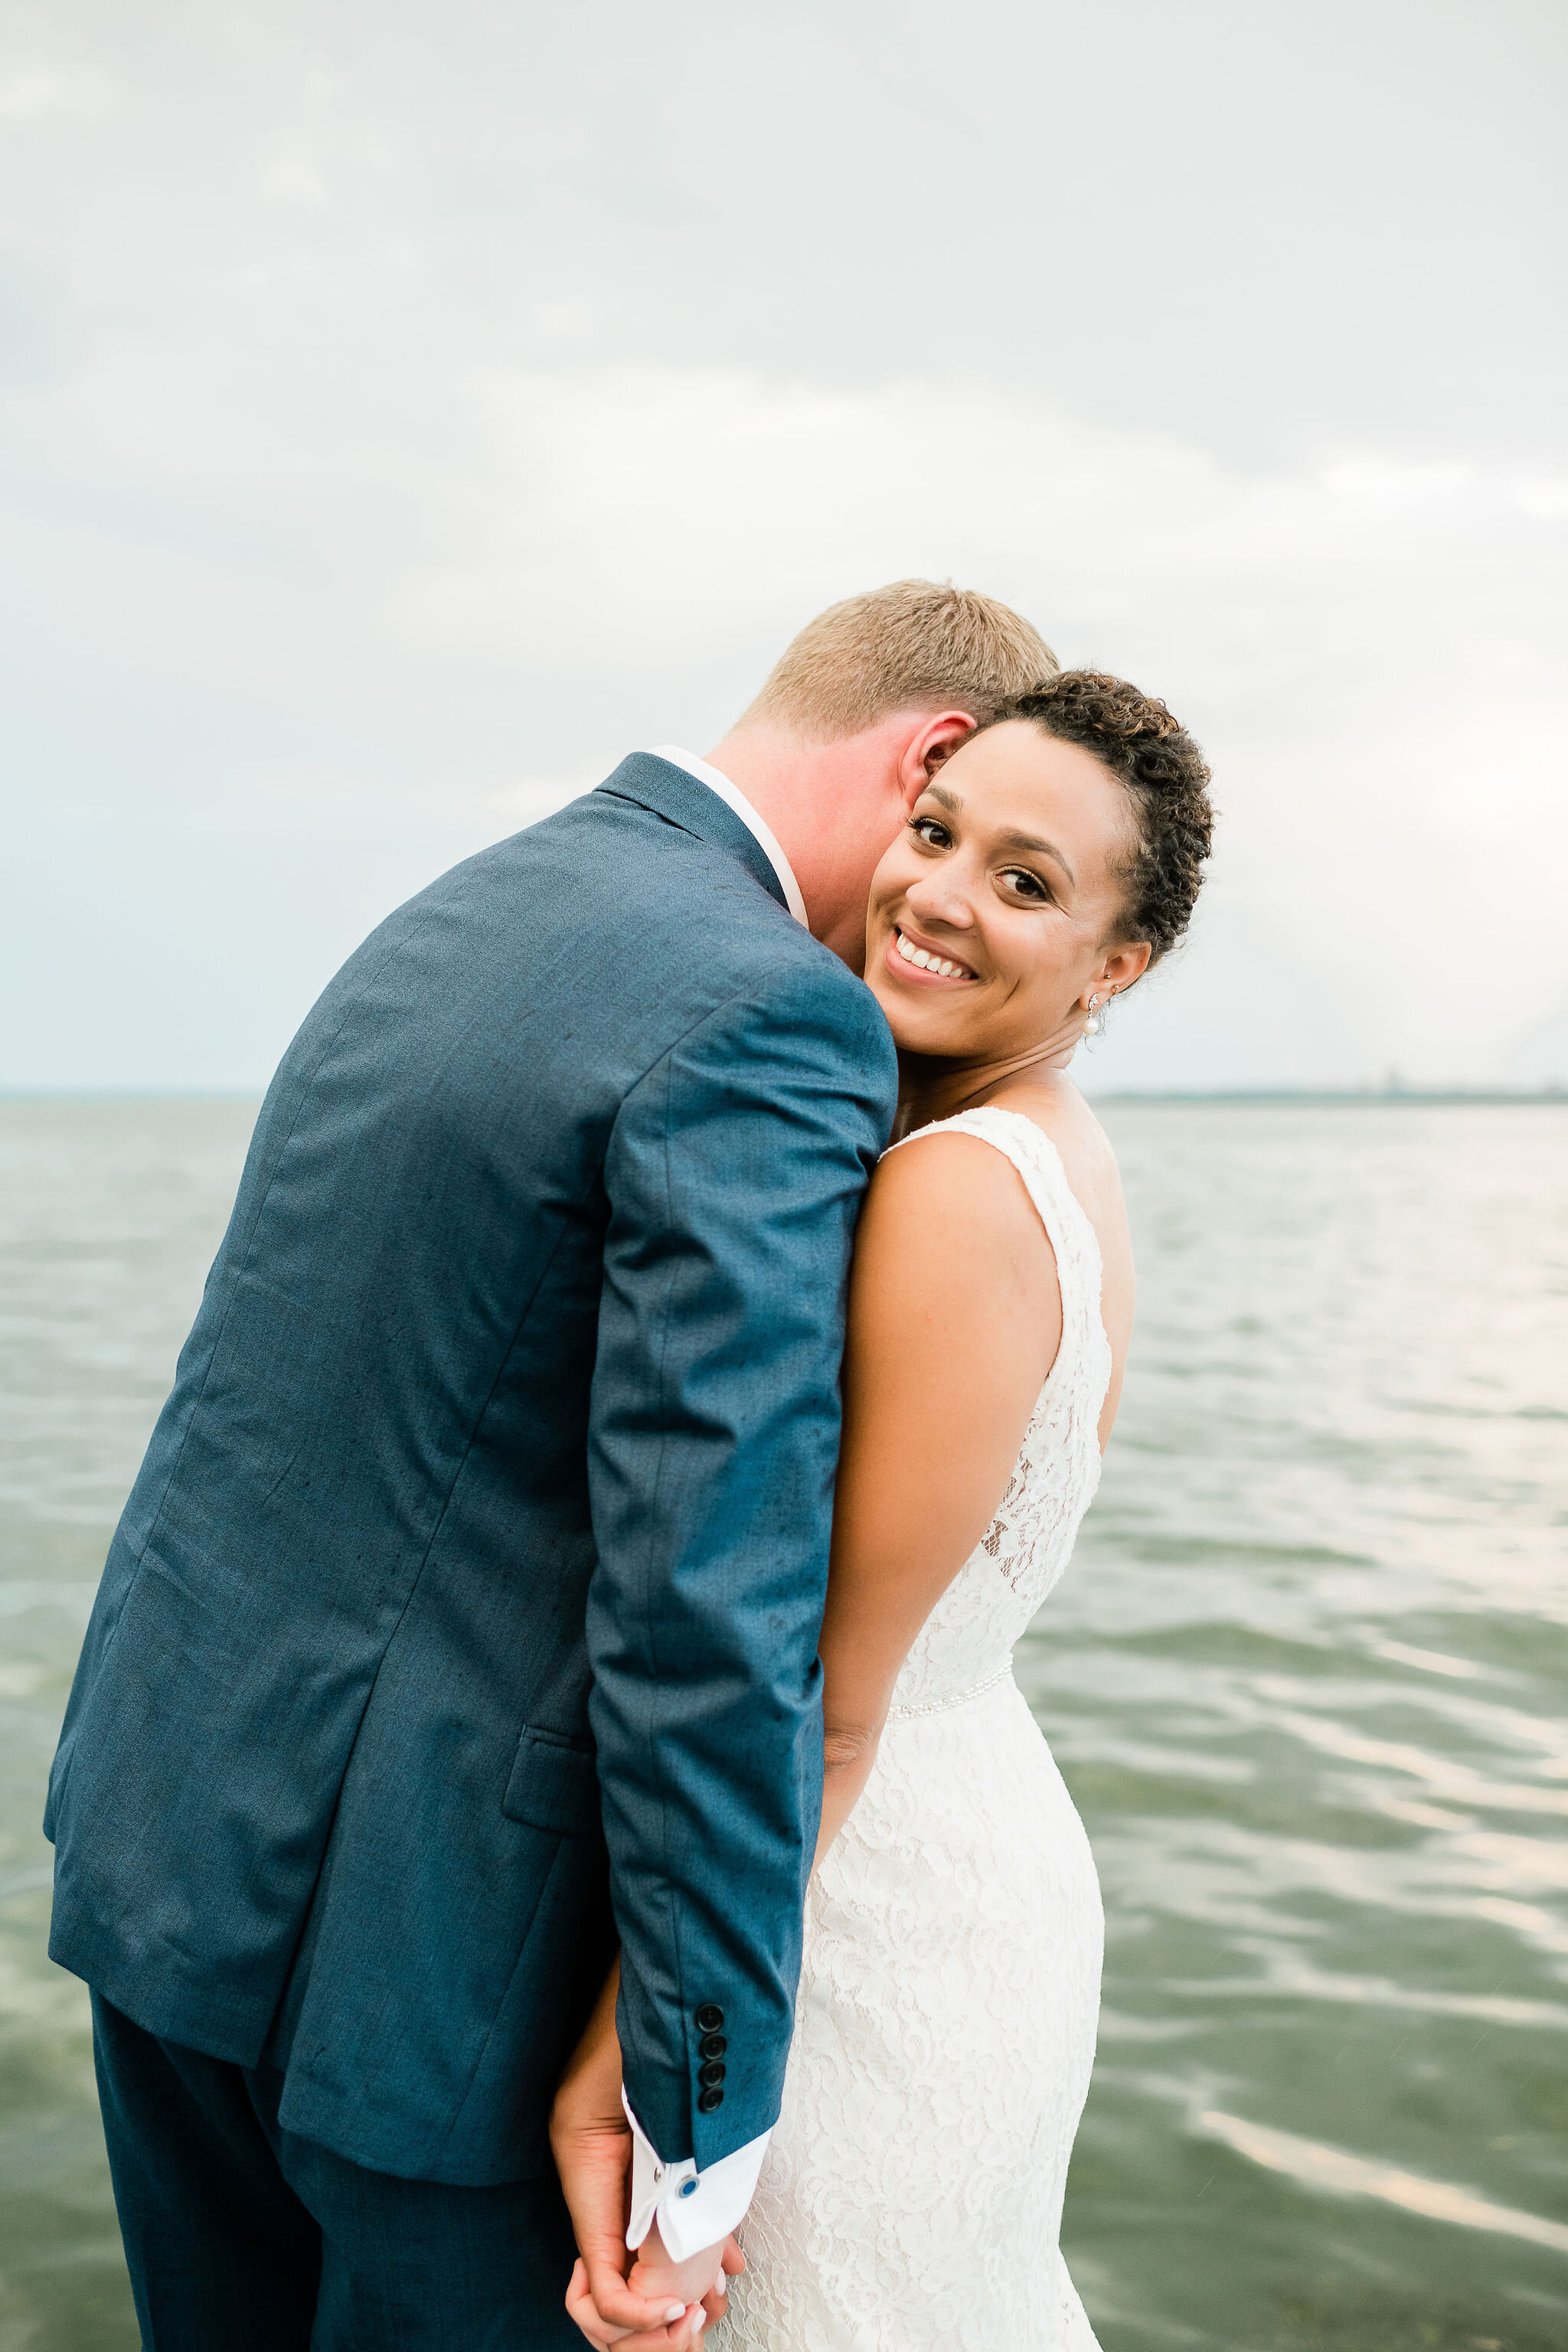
[{"x1": 1089, "y1": 1087, "x2": 1568, "y2": 1106}]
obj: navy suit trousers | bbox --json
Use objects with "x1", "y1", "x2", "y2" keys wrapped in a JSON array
[{"x1": 91, "y1": 1996, "x2": 580, "y2": 2349}]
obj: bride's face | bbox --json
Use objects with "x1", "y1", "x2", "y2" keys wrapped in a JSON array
[{"x1": 864, "y1": 720, "x2": 1152, "y2": 1062}]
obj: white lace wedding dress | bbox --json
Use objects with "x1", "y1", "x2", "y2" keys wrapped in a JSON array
[{"x1": 729, "y1": 1107, "x2": 1111, "y2": 2351}]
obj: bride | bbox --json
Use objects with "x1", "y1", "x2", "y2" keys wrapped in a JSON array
[
  {"x1": 570, "y1": 668, "x2": 1212, "y2": 2350},
  {"x1": 724, "y1": 670, "x2": 1214, "y2": 2349}
]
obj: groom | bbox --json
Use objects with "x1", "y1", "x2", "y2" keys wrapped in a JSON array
[{"x1": 46, "y1": 580, "x2": 1054, "y2": 2348}]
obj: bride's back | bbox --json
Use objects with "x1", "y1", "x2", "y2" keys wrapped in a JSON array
[
  {"x1": 981, "y1": 1070, "x2": 1135, "y2": 1450},
  {"x1": 879, "y1": 1096, "x2": 1117, "y2": 1719}
]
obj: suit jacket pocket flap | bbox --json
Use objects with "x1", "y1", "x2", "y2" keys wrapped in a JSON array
[{"x1": 501, "y1": 1726, "x2": 601, "y2": 1838}]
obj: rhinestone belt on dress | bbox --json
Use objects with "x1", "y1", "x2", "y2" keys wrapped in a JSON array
[{"x1": 885, "y1": 1660, "x2": 1014, "y2": 1722}]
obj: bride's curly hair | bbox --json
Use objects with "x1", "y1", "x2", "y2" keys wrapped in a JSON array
[{"x1": 990, "y1": 671, "x2": 1214, "y2": 964}]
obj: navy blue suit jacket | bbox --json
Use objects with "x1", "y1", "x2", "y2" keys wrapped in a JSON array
[{"x1": 46, "y1": 756, "x2": 898, "y2": 2186}]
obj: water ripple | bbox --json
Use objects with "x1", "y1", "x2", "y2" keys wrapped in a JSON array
[{"x1": 1197, "y1": 2109, "x2": 1568, "y2": 2258}]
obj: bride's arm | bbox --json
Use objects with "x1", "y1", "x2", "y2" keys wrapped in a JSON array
[{"x1": 813, "y1": 1130, "x2": 1062, "y2": 1866}]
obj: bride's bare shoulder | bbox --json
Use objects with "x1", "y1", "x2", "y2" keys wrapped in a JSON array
[
  {"x1": 871, "y1": 1116, "x2": 1045, "y2": 1230},
  {"x1": 858, "y1": 1116, "x2": 1063, "y2": 1372}
]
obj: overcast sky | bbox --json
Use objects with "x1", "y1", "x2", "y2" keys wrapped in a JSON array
[{"x1": 3, "y1": 0, "x2": 1565, "y2": 1090}]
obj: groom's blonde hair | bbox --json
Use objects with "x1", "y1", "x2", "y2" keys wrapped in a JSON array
[{"x1": 742, "y1": 580, "x2": 1057, "y2": 742}]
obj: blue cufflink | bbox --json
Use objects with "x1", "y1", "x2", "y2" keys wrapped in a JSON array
[{"x1": 679, "y1": 2179, "x2": 698, "y2": 2198}]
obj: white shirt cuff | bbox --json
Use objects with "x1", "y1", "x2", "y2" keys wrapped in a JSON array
[{"x1": 622, "y1": 2089, "x2": 771, "y2": 2262}]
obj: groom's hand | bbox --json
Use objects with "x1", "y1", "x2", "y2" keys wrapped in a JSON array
[
  {"x1": 629, "y1": 2226, "x2": 744, "y2": 2329},
  {"x1": 552, "y1": 1959, "x2": 709, "y2": 2350},
  {"x1": 564, "y1": 2255, "x2": 710, "y2": 2350},
  {"x1": 567, "y1": 2226, "x2": 739, "y2": 2347}
]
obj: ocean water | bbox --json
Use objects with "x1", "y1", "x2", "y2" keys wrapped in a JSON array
[{"x1": 1, "y1": 1097, "x2": 1564, "y2": 2351}]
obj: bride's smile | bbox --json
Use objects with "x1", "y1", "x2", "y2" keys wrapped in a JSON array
[{"x1": 887, "y1": 924, "x2": 975, "y2": 982}]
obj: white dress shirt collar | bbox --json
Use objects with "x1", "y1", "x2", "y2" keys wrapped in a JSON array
[{"x1": 647, "y1": 745, "x2": 809, "y2": 929}]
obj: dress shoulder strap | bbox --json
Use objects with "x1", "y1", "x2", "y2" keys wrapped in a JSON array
[{"x1": 885, "y1": 1106, "x2": 1106, "y2": 1366}]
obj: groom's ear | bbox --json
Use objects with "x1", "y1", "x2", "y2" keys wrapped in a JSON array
[{"x1": 898, "y1": 709, "x2": 976, "y2": 808}]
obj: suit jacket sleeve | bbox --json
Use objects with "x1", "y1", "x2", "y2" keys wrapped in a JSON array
[{"x1": 586, "y1": 952, "x2": 897, "y2": 2168}]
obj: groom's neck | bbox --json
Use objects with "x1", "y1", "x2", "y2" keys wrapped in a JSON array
[
  {"x1": 704, "y1": 719, "x2": 914, "y2": 971},
  {"x1": 701, "y1": 724, "x2": 818, "y2": 844}
]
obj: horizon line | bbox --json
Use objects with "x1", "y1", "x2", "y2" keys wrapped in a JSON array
[{"x1": 2, "y1": 1084, "x2": 1565, "y2": 1109}]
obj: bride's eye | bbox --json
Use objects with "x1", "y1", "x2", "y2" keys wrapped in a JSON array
[
  {"x1": 910, "y1": 816, "x2": 952, "y2": 848},
  {"x1": 1001, "y1": 867, "x2": 1051, "y2": 903}
]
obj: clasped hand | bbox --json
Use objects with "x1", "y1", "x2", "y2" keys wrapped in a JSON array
[
  {"x1": 550, "y1": 1958, "x2": 743, "y2": 2348},
  {"x1": 565, "y1": 2226, "x2": 743, "y2": 2350}
]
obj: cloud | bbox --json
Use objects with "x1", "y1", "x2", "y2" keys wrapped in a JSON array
[
  {"x1": 5, "y1": 343, "x2": 1566, "y2": 1087},
  {"x1": 0, "y1": 64, "x2": 107, "y2": 122},
  {"x1": 0, "y1": 2, "x2": 1563, "y2": 1089}
]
